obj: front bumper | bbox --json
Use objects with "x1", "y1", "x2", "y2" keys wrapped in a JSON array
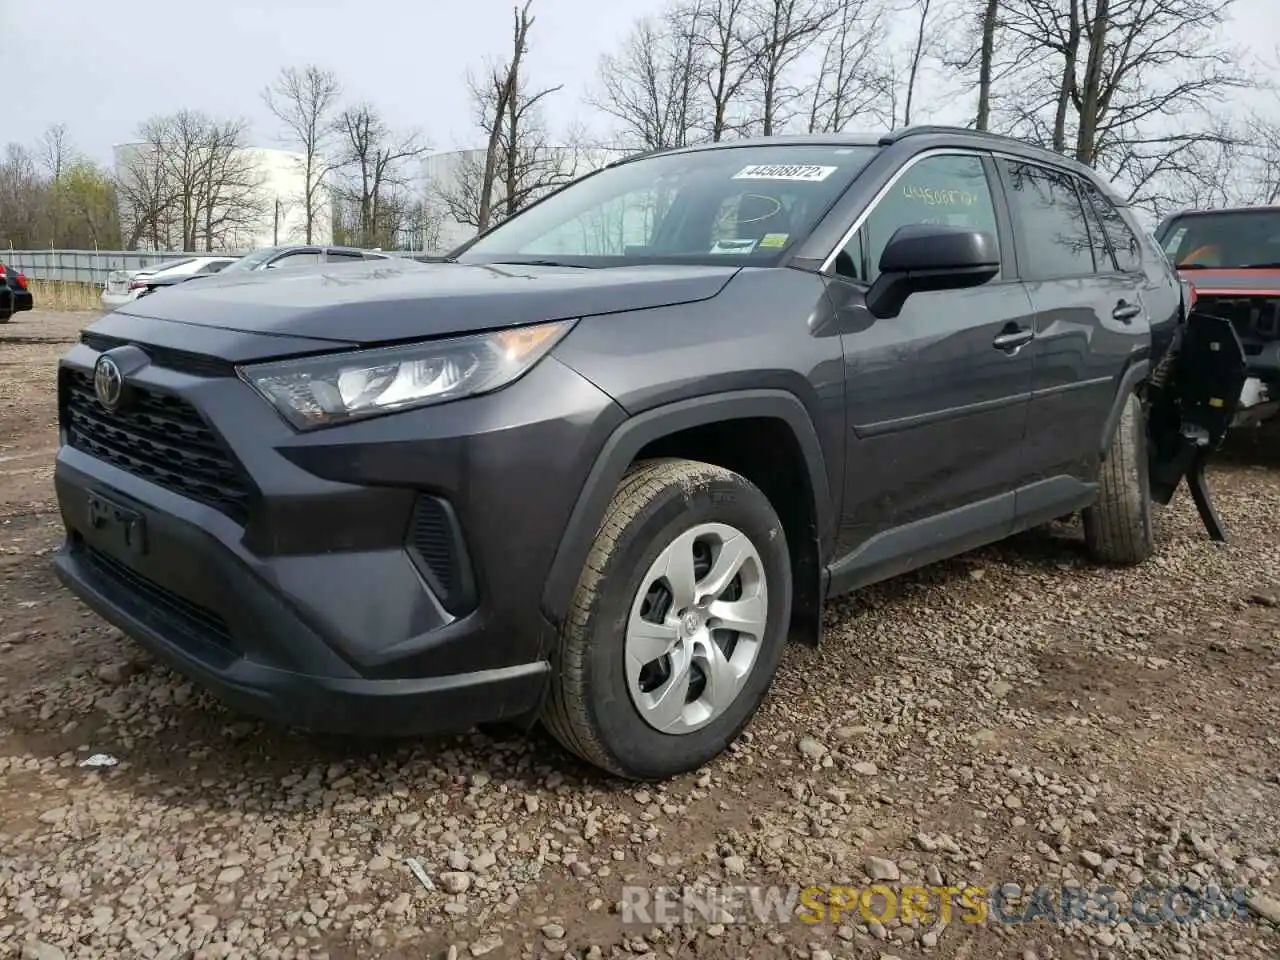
[
  {"x1": 54, "y1": 321, "x2": 626, "y2": 735},
  {"x1": 54, "y1": 532, "x2": 548, "y2": 735}
]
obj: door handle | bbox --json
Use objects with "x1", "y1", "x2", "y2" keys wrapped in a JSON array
[
  {"x1": 992, "y1": 327, "x2": 1034, "y2": 351},
  {"x1": 1113, "y1": 301, "x2": 1142, "y2": 322}
]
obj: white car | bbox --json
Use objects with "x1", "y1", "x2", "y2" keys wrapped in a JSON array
[{"x1": 100, "y1": 256, "x2": 239, "y2": 311}]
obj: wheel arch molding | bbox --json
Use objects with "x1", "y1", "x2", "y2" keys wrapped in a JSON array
[{"x1": 539, "y1": 389, "x2": 834, "y2": 629}]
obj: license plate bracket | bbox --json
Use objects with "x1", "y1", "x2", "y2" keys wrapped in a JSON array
[{"x1": 87, "y1": 491, "x2": 148, "y2": 558}]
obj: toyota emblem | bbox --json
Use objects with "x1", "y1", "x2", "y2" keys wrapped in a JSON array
[{"x1": 93, "y1": 354, "x2": 125, "y2": 411}]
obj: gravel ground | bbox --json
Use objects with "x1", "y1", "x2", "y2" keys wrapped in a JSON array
[{"x1": 2, "y1": 309, "x2": 1279, "y2": 960}]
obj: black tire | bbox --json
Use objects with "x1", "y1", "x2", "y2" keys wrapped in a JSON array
[
  {"x1": 541, "y1": 458, "x2": 792, "y2": 781},
  {"x1": 1083, "y1": 392, "x2": 1154, "y2": 565}
]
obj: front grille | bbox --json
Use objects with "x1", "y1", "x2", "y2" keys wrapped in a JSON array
[
  {"x1": 62, "y1": 369, "x2": 251, "y2": 523},
  {"x1": 80, "y1": 332, "x2": 235, "y2": 377},
  {"x1": 406, "y1": 495, "x2": 476, "y2": 616},
  {"x1": 81, "y1": 544, "x2": 238, "y2": 659}
]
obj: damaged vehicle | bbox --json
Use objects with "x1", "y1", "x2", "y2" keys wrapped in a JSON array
[
  {"x1": 1156, "y1": 205, "x2": 1280, "y2": 429},
  {"x1": 53, "y1": 126, "x2": 1245, "y2": 780}
]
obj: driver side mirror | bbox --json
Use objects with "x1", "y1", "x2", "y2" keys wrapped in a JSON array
[{"x1": 865, "y1": 224, "x2": 1000, "y2": 319}]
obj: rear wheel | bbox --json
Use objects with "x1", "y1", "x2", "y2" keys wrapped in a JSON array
[
  {"x1": 1083, "y1": 392, "x2": 1154, "y2": 564},
  {"x1": 542, "y1": 458, "x2": 792, "y2": 780}
]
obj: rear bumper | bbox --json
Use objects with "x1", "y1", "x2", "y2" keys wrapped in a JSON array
[{"x1": 100, "y1": 291, "x2": 137, "y2": 310}]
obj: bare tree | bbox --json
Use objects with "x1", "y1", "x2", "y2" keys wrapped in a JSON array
[
  {"x1": 807, "y1": 0, "x2": 891, "y2": 132},
  {"x1": 591, "y1": 6, "x2": 706, "y2": 150},
  {"x1": 997, "y1": 0, "x2": 1251, "y2": 189},
  {"x1": 263, "y1": 65, "x2": 342, "y2": 244},
  {"x1": 692, "y1": 0, "x2": 758, "y2": 140},
  {"x1": 974, "y1": 0, "x2": 1000, "y2": 130},
  {"x1": 900, "y1": 0, "x2": 936, "y2": 128},
  {"x1": 116, "y1": 135, "x2": 177, "y2": 249},
  {"x1": 441, "y1": 0, "x2": 572, "y2": 233},
  {"x1": 0, "y1": 144, "x2": 46, "y2": 248},
  {"x1": 333, "y1": 103, "x2": 428, "y2": 248},
  {"x1": 117, "y1": 111, "x2": 265, "y2": 251},
  {"x1": 744, "y1": 0, "x2": 841, "y2": 135},
  {"x1": 37, "y1": 123, "x2": 74, "y2": 244}
]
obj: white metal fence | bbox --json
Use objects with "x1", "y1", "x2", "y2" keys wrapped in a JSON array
[{"x1": 1, "y1": 249, "x2": 437, "y2": 286}]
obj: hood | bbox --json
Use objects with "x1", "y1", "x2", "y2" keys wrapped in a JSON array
[
  {"x1": 117, "y1": 259, "x2": 738, "y2": 344},
  {"x1": 1178, "y1": 267, "x2": 1280, "y2": 297}
]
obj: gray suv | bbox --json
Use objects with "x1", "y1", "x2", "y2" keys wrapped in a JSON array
[{"x1": 53, "y1": 126, "x2": 1242, "y2": 780}]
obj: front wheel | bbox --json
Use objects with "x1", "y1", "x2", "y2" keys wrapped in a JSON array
[
  {"x1": 542, "y1": 458, "x2": 792, "y2": 780},
  {"x1": 1083, "y1": 392, "x2": 1155, "y2": 564}
]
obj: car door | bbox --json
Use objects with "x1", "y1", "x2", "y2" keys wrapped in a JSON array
[
  {"x1": 823, "y1": 150, "x2": 1037, "y2": 585},
  {"x1": 995, "y1": 159, "x2": 1148, "y2": 514}
]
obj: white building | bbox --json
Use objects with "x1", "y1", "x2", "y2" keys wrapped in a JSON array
[
  {"x1": 112, "y1": 143, "x2": 333, "y2": 253},
  {"x1": 421, "y1": 146, "x2": 629, "y2": 254}
]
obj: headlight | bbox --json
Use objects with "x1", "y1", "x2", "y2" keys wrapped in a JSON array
[{"x1": 238, "y1": 319, "x2": 575, "y2": 430}]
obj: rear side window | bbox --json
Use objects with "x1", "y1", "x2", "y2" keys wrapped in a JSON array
[
  {"x1": 1000, "y1": 160, "x2": 1095, "y2": 279},
  {"x1": 1079, "y1": 180, "x2": 1142, "y2": 272},
  {"x1": 326, "y1": 250, "x2": 365, "y2": 262},
  {"x1": 1076, "y1": 178, "x2": 1116, "y2": 272}
]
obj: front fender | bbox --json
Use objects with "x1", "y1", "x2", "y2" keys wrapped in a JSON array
[{"x1": 539, "y1": 389, "x2": 833, "y2": 627}]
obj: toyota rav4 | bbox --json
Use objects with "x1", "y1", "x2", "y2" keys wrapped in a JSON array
[{"x1": 53, "y1": 126, "x2": 1245, "y2": 781}]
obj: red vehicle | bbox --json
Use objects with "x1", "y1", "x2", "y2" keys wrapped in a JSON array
[
  {"x1": 1154, "y1": 206, "x2": 1280, "y2": 427},
  {"x1": 0, "y1": 261, "x2": 34, "y2": 322}
]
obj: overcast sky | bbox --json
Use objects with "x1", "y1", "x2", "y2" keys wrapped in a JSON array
[{"x1": 6, "y1": 0, "x2": 1277, "y2": 166}]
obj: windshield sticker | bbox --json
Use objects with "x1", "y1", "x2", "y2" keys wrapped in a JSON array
[
  {"x1": 733, "y1": 164, "x2": 838, "y2": 182},
  {"x1": 758, "y1": 233, "x2": 790, "y2": 249},
  {"x1": 710, "y1": 238, "x2": 759, "y2": 254}
]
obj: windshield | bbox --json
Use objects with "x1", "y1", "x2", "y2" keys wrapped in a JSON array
[
  {"x1": 220, "y1": 249, "x2": 279, "y2": 273},
  {"x1": 1157, "y1": 209, "x2": 1280, "y2": 268},
  {"x1": 457, "y1": 144, "x2": 880, "y2": 267}
]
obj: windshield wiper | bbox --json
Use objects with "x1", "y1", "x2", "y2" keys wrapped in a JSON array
[
  {"x1": 489, "y1": 259, "x2": 593, "y2": 268},
  {"x1": 1241, "y1": 261, "x2": 1280, "y2": 268},
  {"x1": 1175, "y1": 262, "x2": 1215, "y2": 269}
]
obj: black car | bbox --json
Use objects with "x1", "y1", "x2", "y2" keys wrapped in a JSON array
[
  {"x1": 0, "y1": 261, "x2": 34, "y2": 321},
  {"x1": 52, "y1": 126, "x2": 1243, "y2": 781},
  {"x1": 135, "y1": 245, "x2": 391, "y2": 298}
]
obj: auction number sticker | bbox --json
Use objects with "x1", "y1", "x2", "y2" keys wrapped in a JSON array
[{"x1": 733, "y1": 164, "x2": 838, "y2": 182}]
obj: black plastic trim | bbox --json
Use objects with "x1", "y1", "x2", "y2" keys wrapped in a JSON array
[
  {"x1": 539, "y1": 389, "x2": 832, "y2": 626},
  {"x1": 405, "y1": 494, "x2": 478, "y2": 617}
]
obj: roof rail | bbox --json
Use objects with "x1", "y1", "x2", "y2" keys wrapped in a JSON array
[
  {"x1": 605, "y1": 145, "x2": 676, "y2": 168},
  {"x1": 877, "y1": 124, "x2": 1030, "y2": 148}
]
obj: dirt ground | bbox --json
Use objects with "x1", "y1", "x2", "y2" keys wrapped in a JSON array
[{"x1": 1, "y1": 309, "x2": 1278, "y2": 960}]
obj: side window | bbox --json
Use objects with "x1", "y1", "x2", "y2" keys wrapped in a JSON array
[
  {"x1": 1000, "y1": 160, "x2": 1095, "y2": 279},
  {"x1": 198, "y1": 260, "x2": 230, "y2": 274},
  {"x1": 1076, "y1": 177, "x2": 1116, "y2": 272},
  {"x1": 834, "y1": 154, "x2": 1000, "y2": 284},
  {"x1": 270, "y1": 251, "x2": 321, "y2": 270},
  {"x1": 1081, "y1": 183, "x2": 1143, "y2": 272},
  {"x1": 326, "y1": 250, "x2": 365, "y2": 262}
]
